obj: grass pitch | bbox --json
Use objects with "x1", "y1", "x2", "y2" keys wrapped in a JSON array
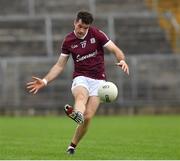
[{"x1": 0, "y1": 115, "x2": 180, "y2": 160}]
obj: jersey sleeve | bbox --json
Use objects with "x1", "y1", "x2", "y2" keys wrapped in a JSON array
[
  {"x1": 61, "y1": 38, "x2": 70, "y2": 56},
  {"x1": 95, "y1": 28, "x2": 110, "y2": 47}
]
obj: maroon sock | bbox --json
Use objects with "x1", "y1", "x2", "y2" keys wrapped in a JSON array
[{"x1": 70, "y1": 142, "x2": 76, "y2": 148}]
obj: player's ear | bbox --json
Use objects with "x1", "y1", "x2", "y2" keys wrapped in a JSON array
[{"x1": 74, "y1": 20, "x2": 77, "y2": 26}]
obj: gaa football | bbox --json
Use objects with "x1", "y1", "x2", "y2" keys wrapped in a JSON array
[{"x1": 98, "y1": 81, "x2": 118, "y2": 103}]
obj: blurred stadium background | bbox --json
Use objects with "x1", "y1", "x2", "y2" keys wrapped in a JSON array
[{"x1": 0, "y1": 0, "x2": 180, "y2": 116}]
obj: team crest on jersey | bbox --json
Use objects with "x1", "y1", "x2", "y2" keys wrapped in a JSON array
[
  {"x1": 90, "y1": 38, "x2": 96, "y2": 44},
  {"x1": 80, "y1": 41, "x2": 87, "y2": 48}
]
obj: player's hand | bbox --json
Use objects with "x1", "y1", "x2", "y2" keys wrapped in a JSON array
[
  {"x1": 26, "y1": 76, "x2": 47, "y2": 94},
  {"x1": 116, "y1": 60, "x2": 129, "y2": 75}
]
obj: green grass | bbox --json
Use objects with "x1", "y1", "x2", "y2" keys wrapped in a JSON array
[{"x1": 0, "y1": 115, "x2": 180, "y2": 160}]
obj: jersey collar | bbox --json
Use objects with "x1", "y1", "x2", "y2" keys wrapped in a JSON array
[{"x1": 73, "y1": 29, "x2": 89, "y2": 40}]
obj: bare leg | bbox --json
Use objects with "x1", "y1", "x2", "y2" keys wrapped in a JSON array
[
  {"x1": 72, "y1": 86, "x2": 89, "y2": 114},
  {"x1": 71, "y1": 96, "x2": 100, "y2": 145}
]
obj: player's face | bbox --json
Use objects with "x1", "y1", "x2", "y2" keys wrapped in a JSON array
[{"x1": 74, "y1": 19, "x2": 90, "y2": 39}]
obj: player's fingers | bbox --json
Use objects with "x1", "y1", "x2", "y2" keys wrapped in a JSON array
[
  {"x1": 33, "y1": 89, "x2": 38, "y2": 94},
  {"x1": 115, "y1": 63, "x2": 122, "y2": 67},
  {"x1": 29, "y1": 88, "x2": 35, "y2": 93},
  {"x1": 29, "y1": 87, "x2": 37, "y2": 93},
  {"x1": 122, "y1": 64, "x2": 125, "y2": 70},
  {"x1": 121, "y1": 64, "x2": 126, "y2": 72},
  {"x1": 125, "y1": 65, "x2": 129, "y2": 74},
  {"x1": 26, "y1": 81, "x2": 36, "y2": 85},
  {"x1": 116, "y1": 63, "x2": 125, "y2": 72},
  {"x1": 124, "y1": 66, "x2": 129, "y2": 75},
  {"x1": 27, "y1": 84, "x2": 35, "y2": 89},
  {"x1": 127, "y1": 67, "x2": 129, "y2": 75},
  {"x1": 116, "y1": 62, "x2": 129, "y2": 75},
  {"x1": 124, "y1": 67, "x2": 127, "y2": 73}
]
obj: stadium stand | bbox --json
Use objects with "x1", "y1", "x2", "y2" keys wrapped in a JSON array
[
  {"x1": 0, "y1": 0, "x2": 29, "y2": 15},
  {"x1": 95, "y1": 0, "x2": 150, "y2": 13},
  {"x1": 0, "y1": 0, "x2": 172, "y2": 57},
  {"x1": 114, "y1": 16, "x2": 171, "y2": 54},
  {"x1": 0, "y1": 18, "x2": 46, "y2": 56},
  {"x1": 34, "y1": 0, "x2": 89, "y2": 15}
]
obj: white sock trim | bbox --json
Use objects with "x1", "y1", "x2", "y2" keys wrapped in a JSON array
[{"x1": 68, "y1": 146, "x2": 75, "y2": 150}]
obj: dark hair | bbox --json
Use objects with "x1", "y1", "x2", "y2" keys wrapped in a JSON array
[{"x1": 76, "y1": 11, "x2": 94, "y2": 24}]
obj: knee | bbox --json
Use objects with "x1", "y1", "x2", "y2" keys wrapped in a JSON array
[
  {"x1": 82, "y1": 113, "x2": 94, "y2": 128},
  {"x1": 76, "y1": 94, "x2": 87, "y2": 102},
  {"x1": 83, "y1": 116, "x2": 91, "y2": 128},
  {"x1": 84, "y1": 113, "x2": 93, "y2": 122}
]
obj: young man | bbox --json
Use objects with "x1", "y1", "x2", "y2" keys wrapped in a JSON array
[{"x1": 27, "y1": 11, "x2": 129, "y2": 155}]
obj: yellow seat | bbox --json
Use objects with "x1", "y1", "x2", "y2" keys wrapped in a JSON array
[{"x1": 146, "y1": 0, "x2": 180, "y2": 53}]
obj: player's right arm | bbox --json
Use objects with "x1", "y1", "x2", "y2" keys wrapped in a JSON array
[{"x1": 26, "y1": 54, "x2": 69, "y2": 94}]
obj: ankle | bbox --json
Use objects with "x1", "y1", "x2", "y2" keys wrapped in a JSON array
[{"x1": 70, "y1": 142, "x2": 77, "y2": 149}]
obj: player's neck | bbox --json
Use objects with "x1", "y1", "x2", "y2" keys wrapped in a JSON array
[{"x1": 73, "y1": 30, "x2": 89, "y2": 40}]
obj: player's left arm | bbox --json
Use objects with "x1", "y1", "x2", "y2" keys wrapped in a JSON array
[{"x1": 105, "y1": 40, "x2": 129, "y2": 75}]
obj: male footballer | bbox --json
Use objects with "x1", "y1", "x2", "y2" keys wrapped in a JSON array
[{"x1": 27, "y1": 11, "x2": 129, "y2": 155}]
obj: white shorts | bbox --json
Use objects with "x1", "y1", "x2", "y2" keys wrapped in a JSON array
[{"x1": 71, "y1": 76, "x2": 105, "y2": 96}]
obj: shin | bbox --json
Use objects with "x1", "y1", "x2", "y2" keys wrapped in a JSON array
[{"x1": 71, "y1": 96, "x2": 100, "y2": 145}]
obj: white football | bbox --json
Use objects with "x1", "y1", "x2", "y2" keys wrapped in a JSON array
[{"x1": 98, "y1": 81, "x2": 118, "y2": 103}]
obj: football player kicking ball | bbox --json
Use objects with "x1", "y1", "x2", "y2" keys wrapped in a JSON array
[{"x1": 27, "y1": 11, "x2": 129, "y2": 155}]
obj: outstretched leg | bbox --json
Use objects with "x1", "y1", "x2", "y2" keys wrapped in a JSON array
[{"x1": 67, "y1": 96, "x2": 100, "y2": 154}]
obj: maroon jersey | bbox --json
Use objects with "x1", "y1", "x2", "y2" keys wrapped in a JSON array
[{"x1": 61, "y1": 26, "x2": 110, "y2": 80}]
